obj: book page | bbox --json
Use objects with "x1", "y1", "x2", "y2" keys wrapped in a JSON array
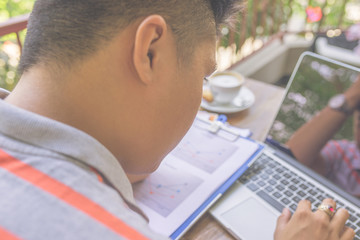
[{"x1": 133, "y1": 119, "x2": 261, "y2": 237}]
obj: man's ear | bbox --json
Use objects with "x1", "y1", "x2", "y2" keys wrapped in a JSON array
[{"x1": 133, "y1": 15, "x2": 167, "y2": 85}]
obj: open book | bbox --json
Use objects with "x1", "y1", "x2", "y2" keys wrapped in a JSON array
[{"x1": 133, "y1": 117, "x2": 263, "y2": 239}]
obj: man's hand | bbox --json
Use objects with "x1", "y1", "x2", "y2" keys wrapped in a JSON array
[{"x1": 274, "y1": 198, "x2": 355, "y2": 240}]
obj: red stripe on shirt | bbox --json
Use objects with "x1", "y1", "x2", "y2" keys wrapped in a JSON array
[
  {"x1": 345, "y1": 141, "x2": 358, "y2": 156},
  {"x1": 322, "y1": 142, "x2": 333, "y2": 162},
  {"x1": 332, "y1": 141, "x2": 360, "y2": 184},
  {"x1": 0, "y1": 149, "x2": 149, "y2": 240},
  {"x1": 0, "y1": 226, "x2": 21, "y2": 240}
]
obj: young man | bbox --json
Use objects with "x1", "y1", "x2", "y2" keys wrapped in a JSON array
[{"x1": 0, "y1": 0, "x2": 355, "y2": 239}]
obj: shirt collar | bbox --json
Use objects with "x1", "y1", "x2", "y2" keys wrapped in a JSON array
[{"x1": 0, "y1": 93, "x2": 136, "y2": 205}]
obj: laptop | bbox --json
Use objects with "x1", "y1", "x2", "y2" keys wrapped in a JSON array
[{"x1": 210, "y1": 51, "x2": 360, "y2": 240}]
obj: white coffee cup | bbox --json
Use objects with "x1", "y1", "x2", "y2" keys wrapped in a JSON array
[{"x1": 209, "y1": 71, "x2": 244, "y2": 104}]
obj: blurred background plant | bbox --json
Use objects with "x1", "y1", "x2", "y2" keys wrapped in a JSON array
[
  {"x1": 0, "y1": 0, "x2": 33, "y2": 91},
  {"x1": 218, "y1": 0, "x2": 360, "y2": 70}
]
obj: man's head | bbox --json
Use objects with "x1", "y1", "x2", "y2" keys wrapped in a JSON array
[
  {"x1": 14, "y1": 0, "x2": 242, "y2": 175},
  {"x1": 19, "y1": 0, "x2": 241, "y2": 74}
]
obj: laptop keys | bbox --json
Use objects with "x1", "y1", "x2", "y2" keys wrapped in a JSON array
[
  {"x1": 257, "y1": 190, "x2": 285, "y2": 212},
  {"x1": 239, "y1": 154, "x2": 360, "y2": 238}
]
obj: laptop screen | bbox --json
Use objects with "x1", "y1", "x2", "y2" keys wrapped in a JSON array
[{"x1": 266, "y1": 52, "x2": 360, "y2": 150}]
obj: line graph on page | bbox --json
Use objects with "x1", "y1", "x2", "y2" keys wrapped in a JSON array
[
  {"x1": 171, "y1": 126, "x2": 238, "y2": 173},
  {"x1": 133, "y1": 163, "x2": 203, "y2": 217}
]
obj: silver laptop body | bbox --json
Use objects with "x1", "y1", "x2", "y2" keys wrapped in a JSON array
[{"x1": 210, "y1": 51, "x2": 360, "y2": 240}]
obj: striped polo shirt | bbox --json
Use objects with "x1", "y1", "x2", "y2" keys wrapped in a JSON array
[
  {"x1": 321, "y1": 139, "x2": 360, "y2": 197},
  {"x1": 0, "y1": 97, "x2": 168, "y2": 240}
]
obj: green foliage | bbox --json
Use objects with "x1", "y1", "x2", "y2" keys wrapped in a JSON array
[
  {"x1": 0, "y1": 0, "x2": 33, "y2": 20},
  {"x1": 0, "y1": 0, "x2": 33, "y2": 91},
  {"x1": 218, "y1": 0, "x2": 360, "y2": 50}
]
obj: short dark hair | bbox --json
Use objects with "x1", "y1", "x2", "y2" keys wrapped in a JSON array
[{"x1": 19, "y1": 0, "x2": 242, "y2": 74}]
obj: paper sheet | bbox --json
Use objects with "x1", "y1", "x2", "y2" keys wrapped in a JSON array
[{"x1": 133, "y1": 119, "x2": 261, "y2": 237}]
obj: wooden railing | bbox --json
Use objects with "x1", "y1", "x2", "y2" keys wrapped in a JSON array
[{"x1": 0, "y1": 13, "x2": 29, "y2": 52}]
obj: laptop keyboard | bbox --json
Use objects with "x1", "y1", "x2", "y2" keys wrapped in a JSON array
[{"x1": 239, "y1": 153, "x2": 360, "y2": 239}]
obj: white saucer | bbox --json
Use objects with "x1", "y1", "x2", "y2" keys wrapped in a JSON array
[{"x1": 201, "y1": 86, "x2": 255, "y2": 114}]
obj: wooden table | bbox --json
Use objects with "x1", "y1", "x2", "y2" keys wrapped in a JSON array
[{"x1": 181, "y1": 78, "x2": 286, "y2": 240}]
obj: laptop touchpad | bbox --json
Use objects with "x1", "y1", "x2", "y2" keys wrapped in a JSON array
[{"x1": 221, "y1": 197, "x2": 278, "y2": 240}]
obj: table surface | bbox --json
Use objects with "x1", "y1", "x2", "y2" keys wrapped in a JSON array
[{"x1": 181, "y1": 78, "x2": 286, "y2": 240}]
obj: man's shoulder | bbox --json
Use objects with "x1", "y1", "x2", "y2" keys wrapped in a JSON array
[{"x1": 0, "y1": 146, "x2": 168, "y2": 240}]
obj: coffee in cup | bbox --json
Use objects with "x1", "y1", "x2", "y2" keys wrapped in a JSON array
[{"x1": 208, "y1": 71, "x2": 244, "y2": 104}]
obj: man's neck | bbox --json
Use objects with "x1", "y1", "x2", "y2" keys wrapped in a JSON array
[
  {"x1": 5, "y1": 67, "x2": 70, "y2": 122},
  {"x1": 4, "y1": 65, "x2": 135, "y2": 171}
]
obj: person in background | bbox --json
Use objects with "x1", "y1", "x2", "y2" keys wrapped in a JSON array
[
  {"x1": 287, "y1": 76, "x2": 360, "y2": 197},
  {"x1": 0, "y1": 0, "x2": 354, "y2": 239}
]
